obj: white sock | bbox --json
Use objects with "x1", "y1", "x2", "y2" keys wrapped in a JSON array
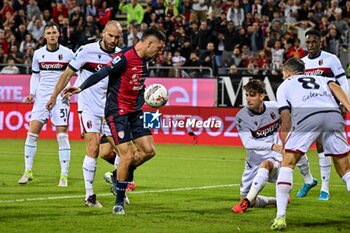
[
  {"x1": 57, "y1": 133, "x2": 70, "y2": 177},
  {"x1": 246, "y1": 168, "x2": 269, "y2": 202},
  {"x1": 114, "y1": 155, "x2": 120, "y2": 169},
  {"x1": 24, "y1": 132, "x2": 38, "y2": 171},
  {"x1": 83, "y1": 155, "x2": 97, "y2": 199},
  {"x1": 341, "y1": 172, "x2": 350, "y2": 193},
  {"x1": 254, "y1": 195, "x2": 276, "y2": 208},
  {"x1": 296, "y1": 154, "x2": 314, "y2": 184},
  {"x1": 319, "y1": 152, "x2": 331, "y2": 193},
  {"x1": 276, "y1": 167, "x2": 294, "y2": 218}
]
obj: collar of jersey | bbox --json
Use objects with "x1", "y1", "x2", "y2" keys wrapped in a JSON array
[
  {"x1": 307, "y1": 50, "x2": 322, "y2": 60},
  {"x1": 98, "y1": 40, "x2": 115, "y2": 54},
  {"x1": 46, "y1": 45, "x2": 60, "y2": 53}
]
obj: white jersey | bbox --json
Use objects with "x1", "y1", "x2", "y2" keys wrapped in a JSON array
[
  {"x1": 69, "y1": 41, "x2": 120, "y2": 117},
  {"x1": 302, "y1": 50, "x2": 348, "y2": 95},
  {"x1": 277, "y1": 74, "x2": 340, "y2": 124},
  {"x1": 235, "y1": 101, "x2": 282, "y2": 166},
  {"x1": 32, "y1": 45, "x2": 74, "y2": 101}
]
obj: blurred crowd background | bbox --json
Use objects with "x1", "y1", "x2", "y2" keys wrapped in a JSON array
[{"x1": 0, "y1": 0, "x2": 349, "y2": 77}]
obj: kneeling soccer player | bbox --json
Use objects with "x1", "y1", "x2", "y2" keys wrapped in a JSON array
[{"x1": 232, "y1": 80, "x2": 283, "y2": 213}]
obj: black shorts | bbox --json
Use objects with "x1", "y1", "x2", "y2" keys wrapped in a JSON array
[
  {"x1": 100, "y1": 134, "x2": 109, "y2": 144},
  {"x1": 106, "y1": 110, "x2": 152, "y2": 145}
]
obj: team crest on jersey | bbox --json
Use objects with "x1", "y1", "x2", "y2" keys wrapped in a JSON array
[
  {"x1": 319, "y1": 59, "x2": 323, "y2": 66},
  {"x1": 87, "y1": 120, "x2": 92, "y2": 129},
  {"x1": 58, "y1": 54, "x2": 63, "y2": 60},
  {"x1": 254, "y1": 121, "x2": 258, "y2": 126},
  {"x1": 42, "y1": 55, "x2": 45, "y2": 58},
  {"x1": 118, "y1": 131, "x2": 125, "y2": 139},
  {"x1": 98, "y1": 54, "x2": 101, "y2": 59},
  {"x1": 270, "y1": 112, "x2": 276, "y2": 119}
]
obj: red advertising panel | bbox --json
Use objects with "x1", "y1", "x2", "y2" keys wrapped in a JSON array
[
  {"x1": 0, "y1": 76, "x2": 216, "y2": 107},
  {"x1": 1, "y1": 103, "x2": 350, "y2": 146},
  {"x1": 0, "y1": 103, "x2": 239, "y2": 145}
]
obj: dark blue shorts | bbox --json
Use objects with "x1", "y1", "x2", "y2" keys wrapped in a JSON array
[{"x1": 106, "y1": 110, "x2": 152, "y2": 145}]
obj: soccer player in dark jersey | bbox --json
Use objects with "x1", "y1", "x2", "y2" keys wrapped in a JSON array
[{"x1": 62, "y1": 29, "x2": 166, "y2": 215}]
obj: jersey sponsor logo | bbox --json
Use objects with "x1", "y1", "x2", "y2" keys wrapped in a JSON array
[
  {"x1": 250, "y1": 119, "x2": 280, "y2": 138},
  {"x1": 39, "y1": 62, "x2": 68, "y2": 70},
  {"x1": 82, "y1": 62, "x2": 106, "y2": 72},
  {"x1": 304, "y1": 68, "x2": 334, "y2": 77}
]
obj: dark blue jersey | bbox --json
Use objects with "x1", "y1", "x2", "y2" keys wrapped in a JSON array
[{"x1": 79, "y1": 46, "x2": 148, "y2": 116}]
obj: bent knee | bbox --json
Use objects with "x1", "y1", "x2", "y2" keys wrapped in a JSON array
[
  {"x1": 259, "y1": 160, "x2": 273, "y2": 170},
  {"x1": 145, "y1": 146, "x2": 156, "y2": 159},
  {"x1": 87, "y1": 144, "x2": 99, "y2": 157}
]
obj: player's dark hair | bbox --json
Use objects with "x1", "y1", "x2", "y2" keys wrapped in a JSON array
[
  {"x1": 284, "y1": 57, "x2": 305, "y2": 74},
  {"x1": 305, "y1": 29, "x2": 321, "y2": 38},
  {"x1": 141, "y1": 29, "x2": 166, "y2": 42},
  {"x1": 44, "y1": 21, "x2": 60, "y2": 31},
  {"x1": 243, "y1": 79, "x2": 266, "y2": 94}
]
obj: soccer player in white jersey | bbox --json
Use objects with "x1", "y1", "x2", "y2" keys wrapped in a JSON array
[
  {"x1": 18, "y1": 22, "x2": 74, "y2": 187},
  {"x1": 46, "y1": 21, "x2": 122, "y2": 208},
  {"x1": 271, "y1": 58, "x2": 350, "y2": 231},
  {"x1": 296, "y1": 29, "x2": 349, "y2": 201},
  {"x1": 232, "y1": 80, "x2": 283, "y2": 213}
]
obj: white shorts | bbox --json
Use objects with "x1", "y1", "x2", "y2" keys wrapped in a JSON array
[
  {"x1": 30, "y1": 98, "x2": 69, "y2": 126},
  {"x1": 78, "y1": 111, "x2": 111, "y2": 136},
  {"x1": 285, "y1": 112, "x2": 349, "y2": 156},
  {"x1": 240, "y1": 158, "x2": 281, "y2": 196}
]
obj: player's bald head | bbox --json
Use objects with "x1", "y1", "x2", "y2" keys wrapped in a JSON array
[{"x1": 104, "y1": 20, "x2": 122, "y2": 32}]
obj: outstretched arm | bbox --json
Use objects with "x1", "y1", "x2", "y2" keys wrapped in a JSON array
[{"x1": 62, "y1": 65, "x2": 110, "y2": 97}]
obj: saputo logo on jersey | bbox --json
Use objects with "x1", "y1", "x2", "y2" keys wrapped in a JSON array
[
  {"x1": 251, "y1": 119, "x2": 280, "y2": 138},
  {"x1": 39, "y1": 62, "x2": 67, "y2": 70},
  {"x1": 143, "y1": 110, "x2": 222, "y2": 129}
]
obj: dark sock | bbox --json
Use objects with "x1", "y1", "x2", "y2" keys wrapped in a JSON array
[
  {"x1": 127, "y1": 165, "x2": 136, "y2": 182},
  {"x1": 105, "y1": 151, "x2": 116, "y2": 165},
  {"x1": 115, "y1": 180, "x2": 128, "y2": 206}
]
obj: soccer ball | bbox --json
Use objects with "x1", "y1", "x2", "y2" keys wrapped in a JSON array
[{"x1": 144, "y1": 84, "x2": 169, "y2": 108}]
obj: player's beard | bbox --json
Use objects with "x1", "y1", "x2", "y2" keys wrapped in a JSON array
[{"x1": 102, "y1": 38, "x2": 116, "y2": 53}]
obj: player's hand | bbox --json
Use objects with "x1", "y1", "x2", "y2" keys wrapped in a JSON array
[
  {"x1": 272, "y1": 144, "x2": 283, "y2": 154},
  {"x1": 62, "y1": 87, "x2": 81, "y2": 98},
  {"x1": 24, "y1": 94, "x2": 34, "y2": 104},
  {"x1": 46, "y1": 96, "x2": 57, "y2": 110}
]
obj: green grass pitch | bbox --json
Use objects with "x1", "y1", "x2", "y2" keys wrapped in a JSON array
[{"x1": 0, "y1": 139, "x2": 349, "y2": 233}]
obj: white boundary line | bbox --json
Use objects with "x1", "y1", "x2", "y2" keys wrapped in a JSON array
[
  {"x1": 1, "y1": 183, "x2": 346, "y2": 204},
  {"x1": 0, "y1": 184, "x2": 239, "y2": 204}
]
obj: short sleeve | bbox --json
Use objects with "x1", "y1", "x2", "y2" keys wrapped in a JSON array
[
  {"x1": 31, "y1": 50, "x2": 40, "y2": 73},
  {"x1": 276, "y1": 82, "x2": 290, "y2": 113}
]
